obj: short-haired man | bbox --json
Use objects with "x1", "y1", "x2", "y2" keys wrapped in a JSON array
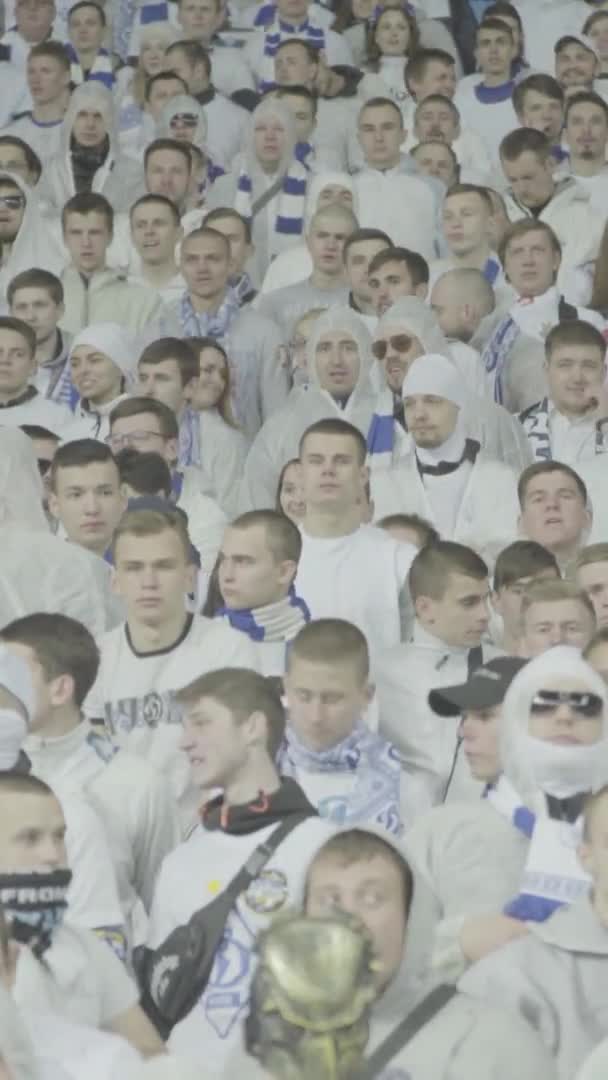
[
  {"x1": 216, "y1": 509, "x2": 309, "y2": 675},
  {"x1": 83, "y1": 508, "x2": 258, "y2": 800},
  {"x1": 1, "y1": 612, "x2": 182, "y2": 935},
  {"x1": 491, "y1": 539, "x2": 560, "y2": 652},
  {"x1": 203, "y1": 207, "x2": 256, "y2": 305},
  {"x1": 375, "y1": 539, "x2": 502, "y2": 805},
  {"x1": 354, "y1": 98, "x2": 437, "y2": 262},
  {"x1": 144, "y1": 137, "x2": 195, "y2": 219},
  {"x1": 140, "y1": 665, "x2": 323, "y2": 1071},
  {"x1": 66, "y1": 1, "x2": 113, "y2": 90},
  {"x1": 371, "y1": 352, "x2": 519, "y2": 555},
  {"x1": 368, "y1": 247, "x2": 429, "y2": 317},
  {"x1": 554, "y1": 32, "x2": 599, "y2": 95},
  {"x1": 257, "y1": 204, "x2": 355, "y2": 337},
  {"x1": 563, "y1": 90, "x2": 608, "y2": 217},
  {"x1": 430, "y1": 267, "x2": 495, "y2": 346},
  {"x1": 0, "y1": 772, "x2": 165, "y2": 1058},
  {"x1": 60, "y1": 193, "x2": 163, "y2": 336},
  {"x1": 341, "y1": 227, "x2": 392, "y2": 325},
  {"x1": 7, "y1": 268, "x2": 73, "y2": 407},
  {"x1": 453, "y1": 18, "x2": 518, "y2": 165},
  {"x1": 409, "y1": 92, "x2": 495, "y2": 185},
  {"x1": 519, "y1": 319, "x2": 608, "y2": 465},
  {"x1": 482, "y1": 220, "x2": 604, "y2": 412},
  {"x1": 244, "y1": 0, "x2": 352, "y2": 92},
  {"x1": 109, "y1": 403, "x2": 226, "y2": 576},
  {"x1": 170, "y1": 0, "x2": 254, "y2": 98},
  {"x1": 431, "y1": 183, "x2": 506, "y2": 294},
  {"x1": 513, "y1": 73, "x2": 566, "y2": 161},
  {"x1": 577, "y1": 543, "x2": 608, "y2": 629},
  {"x1": 49, "y1": 439, "x2": 126, "y2": 564},
  {"x1": 0, "y1": 316, "x2": 71, "y2": 431},
  {"x1": 411, "y1": 137, "x2": 460, "y2": 188},
  {"x1": 518, "y1": 460, "x2": 592, "y2": 574},
  {"x1": 273, "y1": 83, "x2": 318, "y2": 169},
  {"x1": 518, "y1": 578, "x2": 596, "y2": 657},
  {"x1": 161, "y1": 227, "x2": 288, "y2": 438},
  {"x1": 128, "y1": 194, "x2": 186, "y2": 304},
  {"x1": 294, "y1": 417, "x2": 416, "y2": 659},
  {"x1": 499, "y1": 127, "x2": 598, "y2": 303},
  {"x1": 5, "y1": 41, "x2": 70, "y2": 166}
]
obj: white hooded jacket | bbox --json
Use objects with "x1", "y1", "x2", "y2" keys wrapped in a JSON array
[{"x1": 0, "y1": 171, "x2": 66, "y2": 300}]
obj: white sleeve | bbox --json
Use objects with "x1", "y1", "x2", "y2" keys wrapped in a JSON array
[
  {"x1": 77, "y1": 930, "x2": 140, "y2": 1024},
  {"x1": 59, "y1": 791, "x2": 125, "y2": 932}
]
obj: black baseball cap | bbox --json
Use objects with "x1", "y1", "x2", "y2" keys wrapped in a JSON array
[{"x1": 428, "y1": 657, "x2": 528, "y2": 717}]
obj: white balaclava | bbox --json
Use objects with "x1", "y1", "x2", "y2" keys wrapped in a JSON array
[
  {"x1": 500, "y1": 645, "x2": 608, "y2": 811},
  {"x1": 69, "y1": 322, "x2": 138, "y2": 395}
]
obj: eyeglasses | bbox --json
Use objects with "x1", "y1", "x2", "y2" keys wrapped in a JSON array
[
  {"x1": 371, "y1": 334, "x2": 413, "y2": 361},
  {"x1": 530, "y1": 690, "x2": 604, "y2": 718},
  {"x1": 0, "y1": 195, "x2": 25, "y2": 210},
  {"x1": 108, "y1": 431, "x2": 164, "y2": 450},
  {"x1": 170, "y1": 114, "x2": 198, "y2": 127}
]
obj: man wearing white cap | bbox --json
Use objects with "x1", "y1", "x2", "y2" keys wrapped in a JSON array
[
  {"x1": 62, "y1": 324, "x2": 137, "y2": 444},
  {"x1": 371, "y1": 352, "x2": 519, "y2": 557}
]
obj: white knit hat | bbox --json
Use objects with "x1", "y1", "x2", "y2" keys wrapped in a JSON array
[
  {"x1": 69, "y1": 323, "x2": 138, "y2": 387},
  {"x1": 401, "y1": 352, "x2": 465, "y2": 409}
]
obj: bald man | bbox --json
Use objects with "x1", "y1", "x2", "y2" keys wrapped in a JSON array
[{"x1": 430, "y1": 268, "x2": 496, "y2": 346}]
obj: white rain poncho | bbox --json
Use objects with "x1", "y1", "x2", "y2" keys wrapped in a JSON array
[
  {"x1": 368, "y1": 297, "x2": 532, "y2": 472},
  {"x1": 0, "y1": 171, "x2": 66, "y2": 299},
  {"x1": 0, "y1": 428, "x2": 49, "y2": 532},
  {"x1": 260, "y1": 169, "x2": 359, "y2": 293},
  {"x1": 37, "y1": 82, "x2": 144, "y2": 214},
  {"x1": 238, "y1": 307, "x2": 377, "y2": 510},
  {"x1": 156, "y1": 94, "x2": 208, "y2": 152}
]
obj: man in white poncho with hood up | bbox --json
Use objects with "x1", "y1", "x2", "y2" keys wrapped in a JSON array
[
  {"x1": 0, "y1": 171, "x2": 66, "y2": 300},
  {"x1": 238, "y1": 307, "x2": 377, "y2": 511},
  {"x1": 37, "y1": 82, "x2": 144, "y2": 217},
  {"x1": 371, "y1": 352, "x2": 520, "y2": 557}
]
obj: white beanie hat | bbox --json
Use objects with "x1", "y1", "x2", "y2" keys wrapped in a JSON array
[
  {"x1": 401, "y1": 352, "x2": 465, "y2": 409},
  {"x1": 69, "y1": 323, "x2": 138, "y2": 387}
]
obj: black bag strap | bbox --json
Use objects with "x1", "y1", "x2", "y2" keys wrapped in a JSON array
[
  {"x1": 353, "y1": 984, "x2": 457, "y2": 1080},
  {"x1": 250, "y1": 173, "x2": 285, "y2": 220}
]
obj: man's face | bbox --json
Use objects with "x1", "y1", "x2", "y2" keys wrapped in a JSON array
[
  {"x1": 284, "y1": 657, "x2": 371, "y2": 752},
  {"x1": 412, "y1": 142, "x2": 456, "y2": 186},
  {"x1": 281, "y1": 93, "x2": 315, "y2": 143},
  {"x1": 206, "y1": 215, "x2": 251, "y2": 276},
  {"x1": 147, "y1": 77, "x2": 185, "y2": 120},
  {"x1": 27, "y1": 53, "x2": 69, "y2": 103},
  {"x1": 521, "y1": 598, "x2": 595, "y2": 657},
  {"x1": 566, "y1": 101, "x2": 608, "y2": 162},
  {"x1": 588, "y1": 14, "x2": 608, "y2": 62},
  {"x1": 416, "y1": 572, "x2": 490, "y2": 647},
  {"x1": 358, "y1": 105, "x2": 403, "y2": 169},
  {"x1": 300, "y1": 431, "x2": 366, "y2": 513},
  {"x1": 404, "y1": 393, "x2": 459, "y2": 449},
  {"x1": 0, "y1": 329, "x2": 34, "y2": 397},
  {"x1": 145, "y1": 148, "x2": 191, "y2": 206},
  {"x1": 180, "y1": 694, "x2": 249, "y2": 789},
  {"x1": 164, "y1": 48, "x2": 206, "y2": 95},
  {"x1": 527, "y1": 674, "x2": 603, "y2": 745},
  {"x1": 10, "y1": 287, "x2": 63, "y2": 345},
  {"x1": 72, "y1": 108, "x2": 107, "y2": 148},
  {"x1": 409, "y1": 59, "x2": 456, "y2": 102},
  {"x1": 372, "y1": 326, "x2": 423, "y2": 393},
  {"x1": 555, "y1": 43, "x2": 597, "y2": 90},
  {"x1": 113, "y1": 528, "x2": 194, "y2": 626},
  {"x1": 520, "y1": 471, "x2": 590, "y2": 556},
  {"x1": 70, "y1": 344, "x2": 122, "y2": 405},
  {"x1": 504, "y1": 229, "x2": 560, "y2": 298},
  {"x1": 0, "y1": 792, "x2": 66, "y2": 872},
  {"x1": 218, "y1": 524, "x2": 293, "y2": 609},
  {"x1": 459, "y1": 705, "x2": 502, "y2": 782},
  {"x1": 442, "y1": 192, "x2": 491, "y2": 258},
  {"x1": 475, "y1": 27, "x2": 514, "y2": 78},
  {"x1": 178, "y1": 0, "x2": 222, "y2": 40},
  {"x1": 415, "y1": 99, "x2": 458, "y2": 144},
  {"x1": 314, "y1": 329, "x2": 360, "y2": 396},
  {"x1": 305, "y1": 850, "x2": 408, "y2": 991},
  {"x1": 68, "y1": 5, "x2": 105, "y2": 53},
  {"x1": 63, "y1": 210, "x2": 110, "y2": 275},
  {"x1": 0, "y1": 183, "x2": 25, "y2": 244},
  {"x1": 430, "y1": 276, "x2": 474, "y2": 341},
  {"x1": 369, "y1": 260, "x2": 421, "y2": 316},
  {"x1": 345, "y1": 239, "x2": 390, "y2": 306},
  {"x1": 491, "y1": 567, "x2": 559, "y2": 638},
  {"x1": 307, "y1": 213, "x2": 352, "y2": 278},
  {"x1": 275, "y1": 42, "x2": 317, "y2": 88},
  {"x1": 502, "y1": 150, "x2": 555, "y2": 210},
  {"x1": 180, "y1": 233, "x2": 230, "y2": 302},
  {"x1": 131, "y1": 201, "x2": 180, "y2": 267},
  {"x1": 0, "y1": 147, "x2": 32, "y2": 186},
  {"x1": 579, "y1": 561, "x2": 608, "y2": 629},
  {"x1": 254, "y1": 116, "x2": 287, "y2": 170},
  {"x1": 15, "y1": 0, "x2": 55, "y2": 43},
  {"x1": 50, "y1": 460, "x2": 126, "y2": 555},
  {"x1": 109, "y1": 411, "x2": 176, "y2": 461},
  {"x1": 519, "y1": 90, "x2": 564, "y2": 141},
  {"x1": 545, "y1": 343, "x2": 606, "y2": 417},
  {"x1": 138, "y1": 359, "x2": 187, "y2": 414},
  {"x1": 277, "y1": 0, "x2": 309, "y2": 24}
]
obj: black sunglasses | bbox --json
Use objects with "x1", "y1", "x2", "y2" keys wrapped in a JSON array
[
  {"x1": 0, "y1": 195, "x2": 25, "y2": 209},
  {"x1": 371, "y1": 334, "x2": 413, "y2": 361},
  {"x1": 530, "y1": 690, "x2": 603, "y2": 718},
  {"x1": 170, "y1": 113, "x2": 198, "y2": 127}
]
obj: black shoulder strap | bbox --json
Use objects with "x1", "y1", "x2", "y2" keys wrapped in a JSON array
[
  {"x1": 467, "y1": 645, "x2": 483, "y2": 679},
  {"x1": 353, "y1": 984, "x2": 457, "y2": 1080},
  {"x1": 223, "y1": 811, "x2": 313, "y2": 902},
  {"x1": 250, "y1": 173, "x2": 285, "y2": 220}
]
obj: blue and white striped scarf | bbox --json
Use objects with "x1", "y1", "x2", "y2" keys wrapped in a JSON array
[
  {"x1": 217, "y1": 586, "x2": 311, "y2": 643},
  {"x1": 65, "y1": 43, "x2": 115, "y2": 90},
  {"x1": 177, "y1": 406, "x2": 202, "y2": 469},
  {"x1": 235, "y1": 163, "x2": 308, "y2": 241},
  {"x1": 178, "y1": 288, "x2": 240, "y2": 340},
  {"x1": 485, "y1": 776, "x2": 590, "y2": 922},
  {"x1": 520, "y1": 397, "x2": 608, "y2": 461},
  {"x1": 482, "y1": 312, "x2": 520, "y2": 405},
  {"x1": 366, "y1": 386, "x2": 409, "y2": 469},
  {"x1": 279, "y1": 723, "x2": 403, "y2": 835},
  {"x1": 257, "y1": 13, "x2": 325, "y2": 91}
]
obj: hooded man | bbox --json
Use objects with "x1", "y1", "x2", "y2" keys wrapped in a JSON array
[
  {"x1": 0, "y1": 171, "x2": 65, "y2": 300},
  {"x1": 37, "y1": 82, "x2": 145, "y2": 216},
  {"x1": 238, "y1": 307, "x2": 377, "y2": 511},
  {"x1": 371, "y1": 352, "x2": 520, "y2": 557},
  {"x1": 62, "y1": 323, "x2": 137, "y2": 444},
  {"x1": 206, "y1": 97, "x2": 310, "y2": 286}
]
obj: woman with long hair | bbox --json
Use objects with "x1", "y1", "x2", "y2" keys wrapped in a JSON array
[{"x1": 364, "y1": 5, "x2": 419, "y2": 105}]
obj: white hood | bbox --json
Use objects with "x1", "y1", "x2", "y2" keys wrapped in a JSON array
[
  {"x1": 156, "y1": 94, "x2": 208, "y2": 152},
  {"x1": 306, "y1": 305, "x2": 375, "y2": 418},
  {"x1": 59, "y1": 81, "x2": 117, "y2": 161},
  {"x1": 0, "y1": 170, "x2": 65, "y2": 293}
]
